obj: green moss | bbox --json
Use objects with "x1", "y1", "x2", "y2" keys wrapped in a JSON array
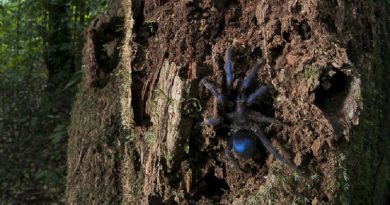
[
  {"x1": 298, "y1": 66, "x2": 320, "y2": 88},
  {"x1": 125, "y1": 129, "x2": 136, "y2": 142},
  {"x1": 343, "y1": 17, "x2": 390, "y2": 204},
  {"x1": 118, "y1": 67, "x2": 134, "y2": 129},
  {"x1": 132, "y1": 176, "x2": 144, "y2": 196},
  {"x1": 66, "y1": 73, "x2": 124, "y2": 204},
  {"x1": 144, "y1": 131, "x2": 155, "y2": 146}
]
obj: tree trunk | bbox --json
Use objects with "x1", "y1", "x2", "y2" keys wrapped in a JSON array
[{"x1": 66, "y1": 0, "x2": 390, "y2": 204}]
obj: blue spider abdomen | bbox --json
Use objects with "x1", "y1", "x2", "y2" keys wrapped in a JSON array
[{"x1": 231, "y1": 130, "x2": 257, "y2": 159}]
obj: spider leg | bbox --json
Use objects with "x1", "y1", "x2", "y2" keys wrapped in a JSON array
[
  {"x1": 201, "y1": 78, "x2": 225, "y2": 104},
  {"x1": 225, "y1": 140, "x2": 244, "y2": 172},
  {"x1": 224, "y1": 46, "x2": 233, "y2": 89},
  {"x1": 248, "y1": 111, "x2": 283, "y2": 126},
  {"x1": 252, "y1": 125, "x2": 302, "y2": 175},
  {"x1": 242, "y1": 60, "x2": 262, "y2": 90},
  {"x1": 201, "y1": 117, "x2": 222, "y2": 126},
  {"x1": 236, "y1": 78, "x2": 243, "y2": 96},
  {"x1": 246, "y1": 85, "x2": 268, "y2": 106}
]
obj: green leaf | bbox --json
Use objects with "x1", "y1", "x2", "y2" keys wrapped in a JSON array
[{"x1": 64, "y1": 70, "x2": 84, "y2": 90}]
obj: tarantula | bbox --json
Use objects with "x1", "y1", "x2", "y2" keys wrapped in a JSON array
[{"x1": 201, "y1": 46, "x2": 300, "y2": 174}]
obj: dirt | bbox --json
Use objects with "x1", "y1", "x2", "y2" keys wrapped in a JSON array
[{"x1": 67, "y1": 0, "x2": 390, "y2": 204}]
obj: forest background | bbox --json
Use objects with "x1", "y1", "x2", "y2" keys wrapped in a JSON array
[{"x1": 0, "y1": 0, "x2": 108, "y2": 203}]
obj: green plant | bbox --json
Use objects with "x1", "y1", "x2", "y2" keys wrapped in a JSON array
[
  {"x1": 299, "y1": 67, "x2": 320, "y2": 88},
  {"x1": 125, "y1": 129, "x2": 136, "y2": 142},
  {"x1": 144, "y1": 131, "x2": 155, "y2": 145}
]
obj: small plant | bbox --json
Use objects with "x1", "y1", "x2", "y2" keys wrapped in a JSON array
[
  {"x1": 48, "y1": 124, "x2": 67, "y2": 144},
  {"x1": 125, "y1": 129, "x2": 136, "y2": 142},
  {"x1": 292, "y1": 196, "x2": 310, "y2": 205},
  {"x1": 173, "y1": 190, "x2": 185, "y2": 202},
  {"x1": 184, "y1": 144, "x2": 190, "y2": 154},
  {"x1": 183, "y1": 97, "x2": 202, "y2": 118},
  {"x1": 144, "y1": 19, "x2": 158, "y2": 34},
  {"x1": 338, "y1": 153, "x2": 350, "y2": 191},
  {"x1": 299, "y1": 67, "x2": 320, "y2": 88},
  {"x1": 144, "y1": 131, "x2": 155, "y2": 145}
]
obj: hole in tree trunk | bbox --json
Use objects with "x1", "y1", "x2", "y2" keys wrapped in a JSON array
[
  {"x1": 199, "y1": 168, "x2": 230, "y2": 200},
  {"x1": 314, "y1": 69, "x2": 351, "y2": 114}
]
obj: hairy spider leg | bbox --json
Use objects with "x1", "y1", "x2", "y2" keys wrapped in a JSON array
[
  {"x1": 225, "y1": 140, "x2": 244, "y2": 172},
  {"x1": 253, "y1": 125, "x2": 302, "y2": 175},
  {"x1": 201, "y1": 78, "x2": 225, "y2": 103},
  {"x1": 236, "y1": 95, "x2": 247, "y2": 118},
  {"x1": 236, "y1": 78, "x2": 243, "y2": 94},
  {"x1": 248, "y1": 111, "x2": 283, "y2": 126},
  {"x1": 231, "y1": 79, "x2": 246, "y2": 117},
  {"x1": 242, "y1": 60, "x2": 262, "y2": 90},
  {"x1": 224, "y1": 46, "x2": 233, "y2": 89},
  {"x1": 201, "y1": 117, "x2": 222, "y2": 126},
  {"x1": 247, "y1": 85, "x2": 268, "y2": 106}
]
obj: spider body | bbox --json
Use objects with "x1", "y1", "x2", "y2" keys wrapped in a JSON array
[
  {"x1": 231, "y1": 129, "x2": 258, "y2": 159},
  {"x1": 201, "y1": 46, "x2": 301, "y2": 174}
]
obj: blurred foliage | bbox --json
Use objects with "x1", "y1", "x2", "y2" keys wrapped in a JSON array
[{"x1": 0, "y1": 0, "x2": 109, "y2": 203}]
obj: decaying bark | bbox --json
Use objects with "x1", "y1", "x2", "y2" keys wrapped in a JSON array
[{"x1": 66, "y1": 0, "x2": 390, "y2": 204}]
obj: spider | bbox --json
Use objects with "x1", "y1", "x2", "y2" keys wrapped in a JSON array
[{"x1": 201, "y1": 46, "x2": 301, "y2": 174}]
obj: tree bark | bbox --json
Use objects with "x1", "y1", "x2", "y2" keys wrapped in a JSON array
[{"x1": 66, "y1": 0, "x2": 390, "y2": 204}]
